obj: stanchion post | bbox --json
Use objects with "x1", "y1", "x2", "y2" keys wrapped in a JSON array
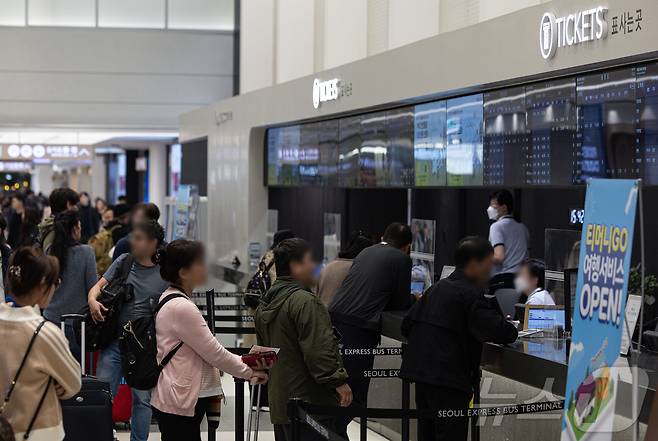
[
  {"x1": 401, "y1": 378, "x2": 410, "y2": 441},
  {"x1": 235, "y1": 377, "x2": 246, "y2": 441},
  {"x1": 206, "y1": 289, "x2": 216, "y2": 331},
  {"x1": 288, "y1": 399, "x2": 302, "y2": 441},
  {"x1": 471, "y1": 369, "x2": 481, "y2": 441}
]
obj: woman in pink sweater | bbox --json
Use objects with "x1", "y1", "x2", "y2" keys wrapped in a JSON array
[{"x1": 151, "y1": 240, "x2": 268, "y2": 441}]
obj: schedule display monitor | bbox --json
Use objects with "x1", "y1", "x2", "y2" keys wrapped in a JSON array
[
  {"x1": 525, "y1": 78, "x2": 578, "y2": 186},
  {"x1": 414, "y1": 101, "x2": 447, "y2": 186},
  {"x1": 575, "y1": 67, "x2": 637, "y2": 183},
  {"x1": 317, "y1": 119, "x2": 340, "y2": 186},
  {"x1": 267, "y1": 125, "x2": 301, "y2": 185},
  {"x1": 386, "y1": 107, "x2": 415, "y2": 187},
  {"x1": 636, "y1": 62, "x2": 658, "y2": 185},
  {"x1": 338, "y1": 115, "x2": 361, "y2": 187},
  {"x1": 359, "y1": 111, "x2": 388, "y2": 187},
  {"x1": 483, "y1": 86, "x2": 528, "y2": 186},
  {"x1": 446, "y1": 94, "x2": 484, "y2": 186}
]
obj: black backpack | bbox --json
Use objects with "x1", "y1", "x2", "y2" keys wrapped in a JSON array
[
  {"x1": 244, "y1": 259, "x2": 274, "y2": 309},
  {"x1": 77, "y1": 255, "x2": 134, "y2": 351},
  {"x1": 118, "y1": 293, "x2": 186, "y2": 391}
]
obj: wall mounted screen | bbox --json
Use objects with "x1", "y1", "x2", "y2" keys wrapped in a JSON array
[
  {"x1": 525, "y1": 78, "x2": 577, "y2": 186},
  {"x1": 265, "y1": 60, "x2": 658, "y2": 188},
  {"x1": 446, "y1": 94, "x2": 484, "y2": 186},
  {"x1": 483, "y1": 87, "x2": 528, "y2": 186},
  {"x1": 414, "y1": 101, "x2": 447, "y2": 187}
]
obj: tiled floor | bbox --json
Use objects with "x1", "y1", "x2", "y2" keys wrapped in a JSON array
[{"x1": 117, "y1": 375, "x2": 389, "y2": 441}]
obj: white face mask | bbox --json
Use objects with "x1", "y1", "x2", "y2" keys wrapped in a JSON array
[
  {"x1": 487, "y1": 206, "x2": 499, "y2": 221},
  {"x1": 514, "y1": 276, "x2": 530, "y2": 294}
]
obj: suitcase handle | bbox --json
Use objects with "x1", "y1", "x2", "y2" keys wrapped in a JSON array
[{"x1": 60, "y1": 314, "x2": 87, "y2": 375}]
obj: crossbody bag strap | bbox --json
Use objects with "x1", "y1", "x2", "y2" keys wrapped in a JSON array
[
  {"x1": 155, "y1": 292, "x2": 188, "y2": 370},
  {"x1": 23, "y1": 377, "x2": 52, "y2": 440},
  {"x1": 1, "y1": 320, "x2": 48, "y2": 414}
]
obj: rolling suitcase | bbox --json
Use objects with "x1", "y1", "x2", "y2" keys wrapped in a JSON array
[{"x1": 60, "y1": 314, "x2": 114, "y2": 441}]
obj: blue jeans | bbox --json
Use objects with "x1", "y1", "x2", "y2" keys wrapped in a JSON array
[
  {"x1": 97, "y1": 341, "x2": 152, "y2": 441},
  {"x1": 63, "y1": 323, "x2": 81, "y2": 363}
]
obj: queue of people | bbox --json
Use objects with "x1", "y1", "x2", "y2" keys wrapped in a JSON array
[{"x1": 0, "y1": 185, "x2": 556, "y2": 441}]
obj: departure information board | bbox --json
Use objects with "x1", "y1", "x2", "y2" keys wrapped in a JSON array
[
  {"x1": 446, "y1": 94, "x2": 484, "y2": 186},
  {"x1": 386, "y1": 107, "x2": 415, "y2": 187},
  {"x1": 299, "y1": 122, "x2": 320, "y2": 185},
  {"x1": 636, "y1": 64, "x2": 658, "y2": 185},
  {"x1": 338, "y1": 115, "x2": 361, "y2": 187},
  {"x1": 575, "y1": 67, "x2": 637, "y2": 183},
  {"x1": 414, "y1": 101, "x2": 447, "y2": 186},
  {"x1": 483, "y1": 87, "x2": 528, "y2": 186},
  {"x1": 317, "y1": 119, "x2": 339, "y2": 186},
  {"x1": 359, "y1": 111, "x2": 387, "y2": 187},
  {"x1": 525, "y1": 78, "x2": 577, "y2": 186},
  {"x1": 265, "y1": 61, "x2": 658, "y2": 188}
]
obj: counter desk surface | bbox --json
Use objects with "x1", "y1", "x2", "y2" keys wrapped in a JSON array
[{"x1": 381, "y1": 310, "x2": 658, "y2": 423}]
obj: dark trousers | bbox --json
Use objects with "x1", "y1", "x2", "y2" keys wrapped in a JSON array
[
  {"x1": 415, "y1": 383, "x2": 471, "y2": 441},
  {"x1": 333, "y1": 322, "x2": 380, "y2": 439},
  {"x1": 153, "y1": 397, "x2": 211, "y2": 441},
  {"x1": 274, "y1": 419, "x2": 336, "y2": 441}
]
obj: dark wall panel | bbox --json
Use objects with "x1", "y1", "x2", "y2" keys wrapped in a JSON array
[
  {"x1": 268, "y1": 187, "x2": 346, "y2": 260},
  {"x1": 346, "y1": 189, "x2": 407, "y2": 241},
  {"x1": 181, "y1": 138, "x2": 208, "y2": 196}
]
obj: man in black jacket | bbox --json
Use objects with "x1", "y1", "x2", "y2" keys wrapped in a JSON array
[
  {"x1": 329, "y1": 222, "x2": 415, "y2": 437},
  {"x1": 400, "y1": 236, "x2": 518, "y2": 441}
]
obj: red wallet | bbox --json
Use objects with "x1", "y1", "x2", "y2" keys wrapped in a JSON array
[{"x1": 241, "y1": 351, "x2": 279, "y2": 368}]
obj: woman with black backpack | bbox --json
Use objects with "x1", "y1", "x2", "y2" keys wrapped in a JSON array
[{"x1": 0, "y1": 247, "x2": 81, "y2": 441}]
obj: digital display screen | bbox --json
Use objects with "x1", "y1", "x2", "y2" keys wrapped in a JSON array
[
  {"x1": 318, "y1": 119, "x2": 339, "y2": 186},
  {"x1": 299, "y1": 122, "x2": 320, "y2": 185},
  {"x1": 575, "y1": 67, "x2": 637, "y2": 183},
  {"x1": 359, "y1": 111, "x2": 388, "y2": 187},
  {"x1": 267, "y1": 126, "x2": 300, "y2": 185},
  {"x1": 483, "y1": 87, "x2": 528, "y2": 186},
  {"x1": 414, "y1": 101, "x2": 447, "y2": 186},
  {"x1": 527, "y1": 307, "x2": 565, "y2": 330},
  {"x1": 338, "y1": 115, "x2": 361, "y2": 187},
  {"x1": 446, "y1": 94, "x2": 484, "y2": 186},
  {"x1": 526, "y1": 78, "x2": 577, "y2": 185},
  {"x1": 636, "y1": 63, "x2": 658, "y2": 185},
  {"x1": 386, "y1": 107, "x2": 415, "y2": 187}
]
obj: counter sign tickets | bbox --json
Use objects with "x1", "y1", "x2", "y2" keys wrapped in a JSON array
[{"x1": 561, "y1": 179, "x2": 638, "y2": 441}]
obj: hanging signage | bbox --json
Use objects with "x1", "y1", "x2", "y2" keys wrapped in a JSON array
[
  {"x1": 0, "y1": 144, "x2": 92, "y2": 161},
  {"x1": 561, "y1": 179, "x2": 639, "y2": 441},
  {"x1": 540, "y1": 6, "x2": 609, "y2": 60}
]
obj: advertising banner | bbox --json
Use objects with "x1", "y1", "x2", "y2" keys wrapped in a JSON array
[{"x1": 561, "y1": 179, "x2": 639, "y2": 441}]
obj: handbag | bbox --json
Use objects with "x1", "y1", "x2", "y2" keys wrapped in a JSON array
[
  {"x1": 78, "y1": 255, "x2": 134, "y2": 351},
  {"x1": 0, "y1": 320, "x2": 52, "y2": 441}
]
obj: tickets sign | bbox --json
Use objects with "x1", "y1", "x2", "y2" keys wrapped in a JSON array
[{"x1": 561, "y1": 179, "x2": 639, "y2": 441}]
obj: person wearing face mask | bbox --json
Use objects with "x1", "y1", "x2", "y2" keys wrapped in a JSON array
[
  {"x1": 515, "y1": 258, "x2": 554, "y2": 306},
  {"x1": 401, "y1": 236, "x2": 518, "y2": 441},
  {"x1": 487, "y1": 190, "x2": 529, "y2": 292}
]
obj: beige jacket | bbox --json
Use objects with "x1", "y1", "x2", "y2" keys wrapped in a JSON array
[{"x1": 0, "y1": 302, "x2": 81, "y2": 441}]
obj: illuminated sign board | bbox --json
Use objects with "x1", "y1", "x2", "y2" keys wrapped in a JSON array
[
  {"x1": 0, "y1": 144, "x2": 93, "y2": 161},
  {"x1": 540, "y1": 6, "x2": 608, "y2": 60}
]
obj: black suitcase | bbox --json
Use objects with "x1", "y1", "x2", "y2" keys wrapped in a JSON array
[{"x1": 60, "y1": 314, "x2": 114, "y2": 441}]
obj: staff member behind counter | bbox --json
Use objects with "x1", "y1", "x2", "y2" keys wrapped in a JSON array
[
  {"x1": 401, "y1": 236, "x2": 518, "y2": 441},
  {"x1": 328, "y1": 222, "x2": 415, "y2": 439},
  {"x1": 487, "y1": 190, "x2": 529, "y2": 291}
]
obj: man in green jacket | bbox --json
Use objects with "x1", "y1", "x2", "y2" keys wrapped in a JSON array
[{"x1": 256, "y1": 238, "x2": 352, "y2": 441}]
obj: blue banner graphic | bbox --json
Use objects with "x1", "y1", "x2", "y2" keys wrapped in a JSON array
[{"x1": 561, "y1": 179, "x2": 639, "y2": 441}]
